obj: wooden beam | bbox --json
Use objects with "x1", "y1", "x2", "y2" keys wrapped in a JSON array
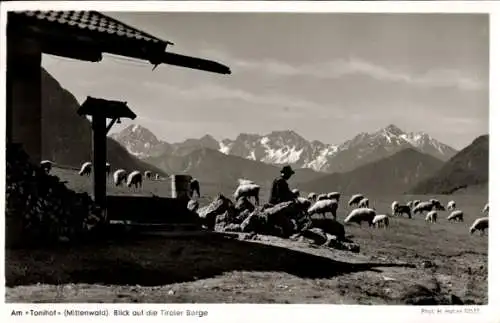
[{"x1": 106, "y1": 117, "x2": 118, "y2": 135}]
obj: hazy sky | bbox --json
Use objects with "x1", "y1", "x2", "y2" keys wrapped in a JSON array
[{"x1": 42, "y1": 12, "x2": 489, "y2": 150}]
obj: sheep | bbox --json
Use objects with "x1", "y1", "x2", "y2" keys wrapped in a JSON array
[
  {"x1": 391, "y1": 201, "x2": 400, "y2": 215},
  {"x1": 482, "y1": 203, "x2": 489, "y2": 215},
  {"x1": 144, "y1": 170, "x2": 152, "y2": 180},
  {"x1": 155, "y1": 173, "x2": 160, "y2": 180},
  {"x1": 326, "y1": 192, "x2": 341, "y2": 201},
  {"x1": 373, "y1": 214, "x2": 390, "y2": 228},
  {"x1": 127, "y1": 170, "x2": 143, "y2": 190},
  {"x1": 291, "y1": 188, "x2": 300, "y2": 198},
  {"x1": 412, "y1": 201, "x2": 434, "y2": 215},
  {"x1": 358, "y1": 197, "x2": 369, "y2": 208},
  {"x1": 429, "y1": 199, "x2": 445, "y2": 210},
  {"x1": 317, "y1": 193, "x2": 328, "y2": 201},
  {"x1": 447, "y1": 210, "x2": 464, "y2": 222},
  {"x1": 40, "y1": 160, "x2": 53, "y2": 173},
  {"x1": 79, "y1": 162, "x2": 92, "y2": 176},
  {"x1": 344, "y1": 208, "x2": 376, "y2": 227},
  {"x1": 234, "y1": 183, "x2": 260, "y2": 206},
  {"x1": 425, "y1": 210, "x2": 438, "y2": 223},
  {"x1": 238, "y1": 178, "x2": 255, "y2": 186},
  {"x1": 447, "y1": 200, "x2": 456, "y2": 211},
  {"x1": 348, "y1": 194, "x2": 364, "y2": 207},
  {"x1": 106, "y1": 162, "x2": 111, "y2": 176},
  {"x1": 394, "y1": 205, "x2": 412, "y2": 219},
  {"x1": 469, "y1": 217, "x2": 488, "y2": 236},
  {"x1": 407, "y1": 200, "x2": 421, "y2": 209},
  {"x1": 187, "y1": 199, "x2": 199, "y2": 212},
  {"x1": 296, "y1": 197, "x2": 312, "y2": 212},
  {"x1": 307, "y1": 192, "x2": 317, "y2": 202},
  {"x1": 308, "y1": 199, "x2": 338, "y2": 219},
  {"x1": 190, "y1": 178, "x2": 201, "y2": 198},
  {"x1": 113, "y1": 169, "x2": 127, "y2": 187}
]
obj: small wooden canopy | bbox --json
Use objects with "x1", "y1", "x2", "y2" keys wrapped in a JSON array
[{"x1": 78, "y1": 96, "x2": 137, "y2": 120}]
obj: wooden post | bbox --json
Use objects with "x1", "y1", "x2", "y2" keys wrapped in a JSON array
[
  {"x1": 92, "y1": 114, "x2": 107, "y2": 209},
  {"x1": 7, "y1": 36, "x2": 42, "y2": 163}
]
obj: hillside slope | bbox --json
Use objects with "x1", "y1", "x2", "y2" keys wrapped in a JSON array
[
  {"x1": 409, "y1": 135, "x2": 489, "y2": 195},
  {"x1": 144, "y1": 147, "x2": 324, "y2": 189},
  {"x1": 40, "y1": 68, "x2": 165, "y2": 175},
  {"x1": 298, "y1": 148, "x2": 444, "y2": 195}
]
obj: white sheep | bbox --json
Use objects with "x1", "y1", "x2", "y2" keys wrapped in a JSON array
[
  {"x1": 358, "y1": 197, "x2": 369, "y2": 208},
  {"x1": 307, "y1": 199, "x2": 338, "y2": 219},
  {"x1": 407, "y1": 200, "x2": 421, "y2": 209},
  {"x1": 447, "y1": 200, "x2": 456, "y2": 211},
  {"x1": 317, "y1": 193, "x2": 328, "y2": 201},
  {"x1": 187, "y1": 199, "x2": 199, "y2": 212},
  {"x1": 469, "y1": 217, "x2": 488, "y2": 236},
  {"x1": 79, "y1": 162, "x2": 92, "y2": 176},
  {"x1": 425, "y1": 210, "x2": 438, "y2": 223},
  {"x1": 155, "y1": 173, "x2": 160, "y2": 180},
  {"x1": 394, "y1": 205, "x2": 412, "y2": 218},
  {"x1": 447, "y1": 210, "x2": 464, "y2": 222},
  {"x1": 234, "y1": 183, "x2": 260, "y2": 206},
  {"x1": 326, "y1": 192, "x2": 341, "y2": 201},
  {"x1": 296, "y1": 197, "x2": 312, "y2": 211},
  {"x1": 348, "y1": 194, "x2": 364, "y2": 207},
  {"x1": 127, "y1": 170, "x2": 143, "y2": 190},
  {"x1": 373, "y1": 214, "x2": 389, "y2": 228},
  {"x1": 238, "y1": 178, "x2": 255, "y2": 186},
  {"x1": 482, "y1": 203, "x2": 489, "y2": 215},
  {"x1": 40, "y1": 160, "x2": 53, "y2": 173},
  {"x1": 391, "y1": 201, "x2": 400, "y2": 215},
  {"x1": 373, "y1": 214, "x2": 390, "y2": 228},
  {"x1": 307, "y1": 192, "x2": 317, "y2": 202},
  {"x1": 344, "y1": 208, "x2": 376, "y2": 227},
  {"x1": 291, "y1": 188, "x2": 300, "y2": 197},
  {"x1": 113, "y1": 169, "x2": 127, "y2": 186},
  {"x1": 144, "y1": 170, "x2": 152, "y2": 180},
  {"x1": 412, "y1": 201, "x2": 434, "y2": 215}
]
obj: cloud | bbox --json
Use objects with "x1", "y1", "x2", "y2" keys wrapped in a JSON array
[
  {"x1": 142, "y1": 81, "x2": 341, "y2": 116},
  {"x1": 199, "y1": 49, "x2": 486, "y2": 91}
]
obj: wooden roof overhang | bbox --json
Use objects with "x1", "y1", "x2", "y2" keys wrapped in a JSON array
[{"x1": 7, "y1": 10, "x2": 231, "y2": 75}]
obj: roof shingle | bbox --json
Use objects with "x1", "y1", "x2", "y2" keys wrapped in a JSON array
[{"x1": 14, "y1": 10, "x2": 173, "y2": 46}]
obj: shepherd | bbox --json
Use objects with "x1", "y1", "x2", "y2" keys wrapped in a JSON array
[{"x1": 268, "y1": 165, "x2": 297, "y2": 205}]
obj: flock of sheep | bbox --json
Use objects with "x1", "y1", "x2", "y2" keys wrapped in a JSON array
[
  {"x1": 39, "y1": 160, "x2": 489, "y2": 237},
  {"x1": 304, "y1": 191, "x2": 489, "y2": 236},
  {"x1": 230, "y1": 179, "x2": 489, "y2": 237},
  {"x1": 40, "y1": 160, "x2": 161, "y2": 190}
]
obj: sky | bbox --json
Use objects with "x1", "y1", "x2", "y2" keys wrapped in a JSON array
[{"x1": 42, "y1": 12, "x2": 489, "y2": 150}]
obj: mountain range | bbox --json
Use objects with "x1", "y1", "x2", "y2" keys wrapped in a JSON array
[
  {"x1": 111, "y1": 123, "x2": 457, "y2": 174},
  {"x1": 409, "y1": 135, "x2": 489, "y2": 195},
  {"x1": 297, "y1": 147, "x2": 445, "y2": 195},
  {"x1": 40, "y1": 67, "x2": 487, "y2": 196}
]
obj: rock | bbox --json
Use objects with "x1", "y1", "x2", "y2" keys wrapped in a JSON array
[
  {"x1": 311, "y1": 218, "x2": 345, "y2": 240},
  {"x1": 197, "y1": 194, "x2": 233, "y2": 230},
  {"x1": 301, "y1": 228, "x2": 328, "y2": 245},
  {"x1": 5, "y1": 144, "x2": 105, "y2": 247},
  {"x1": 235, "y1": 196, "x2": 255, "y2": 213},
  {"x1": 222, "y1": 223, "x2": 242, "y2": 232},
  {"x1": 400, "y1": 284, "x2": 464, "y2": 305},
  {"x1": 240, "y1": 211, "x2": 267, "y2": 233}
]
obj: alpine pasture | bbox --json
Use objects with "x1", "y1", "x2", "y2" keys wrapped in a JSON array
[{"x1": 5, "y1": 166, "x2": 488, "y2": 304}]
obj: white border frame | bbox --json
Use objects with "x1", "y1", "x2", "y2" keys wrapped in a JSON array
[{"x1": 0, "y1": 2, "x2": 498, "y2": 322}]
